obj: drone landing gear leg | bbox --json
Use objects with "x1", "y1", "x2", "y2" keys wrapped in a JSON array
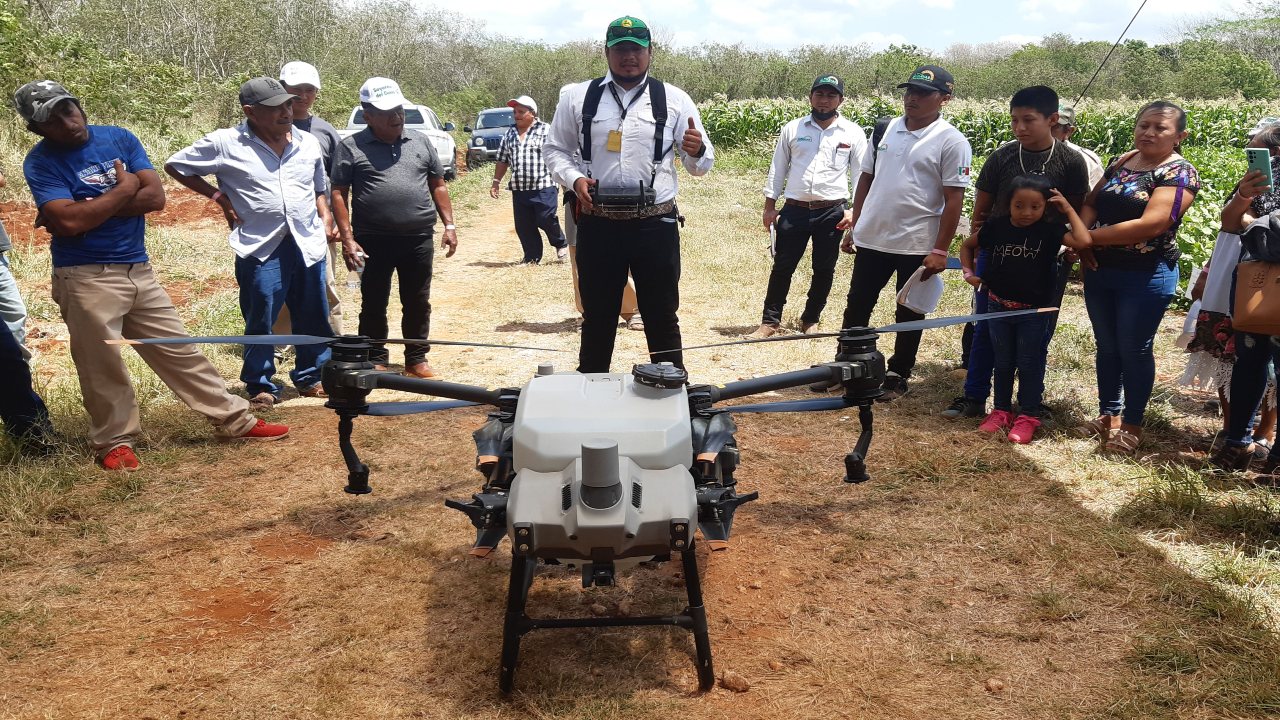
[
  {"x1": 681, "y1": 543, "x2": 715, "y2": 692},
  {"x1": 499, "y1": 554, "x2": 536, "y2": 694},
  {"x1": 843, "y1": 404, "x2": 874, "y2": 484}
]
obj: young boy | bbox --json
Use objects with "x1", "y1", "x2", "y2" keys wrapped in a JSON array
[{"x1": 940, "y1": 85, "x2": 1091, "y2": 419}]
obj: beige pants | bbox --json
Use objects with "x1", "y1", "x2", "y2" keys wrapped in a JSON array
[
  {"x1": 274, "y1": 241, "x2": 343, "y2": 336},
  {"x1": 51, "y1": 262, "x2": 257, "y2": 455}
]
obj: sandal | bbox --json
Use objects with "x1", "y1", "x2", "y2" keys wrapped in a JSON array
[
  {"x1": 626, "y1": 315, "x2": 645, "y2": 331},
  {"x1": 1208, "y1": 442, "x2": 1257, "y2": 472},
  {"x1": 1105, "y1": 429, "x2": 1141, "y2": 457},
  {"x1": 1077, "y1": 416, "x2": 1114, "y2": 439}
]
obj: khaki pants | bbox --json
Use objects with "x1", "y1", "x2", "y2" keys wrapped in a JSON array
[
  {"x1": 51, "y1": 262, "x2": 256, "y2": 455},
  {"x1": 274, "y1": 241, "x2": 343, "y2": 336}
]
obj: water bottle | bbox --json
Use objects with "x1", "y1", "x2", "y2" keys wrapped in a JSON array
[{"x1": 345, "y1": 251, "x2": 365, "y2": 291}]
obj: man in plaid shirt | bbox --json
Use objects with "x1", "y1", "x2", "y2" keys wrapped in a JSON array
[{"x1": 491, "y1": 95, "x2": 567, "y2": 264}]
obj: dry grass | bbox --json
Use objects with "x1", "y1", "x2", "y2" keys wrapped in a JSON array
[{"x1": 1, "y1": 155, "x2": 1279, "y2": 718}]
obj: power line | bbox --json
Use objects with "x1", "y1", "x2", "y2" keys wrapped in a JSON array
[{"x1": 1074, "y1": 0, "x2": 1151, "y2": 107}]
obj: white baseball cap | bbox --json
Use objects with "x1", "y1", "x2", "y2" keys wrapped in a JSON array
[
  {"x1": 279, "y1": 61, "x2": 322, "y2": 90},
  {"x1": 359, "y1": 77, "x2": 408, "y2": 111},
  {"x1": 507, "y1": 95, "x2": 538, "y2": 115}
]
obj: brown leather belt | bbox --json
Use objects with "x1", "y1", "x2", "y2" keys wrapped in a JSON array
[
  {"x1": 581, "y1": 200, "x2": 676, "y2": 220},
  {"x1": 785, "y1": 198, "x2": 847, "y2": 210}
]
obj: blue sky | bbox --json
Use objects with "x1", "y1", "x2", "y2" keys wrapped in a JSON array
[{"x1": 419, "y1": 0, "x2": 1248, "y2": 51}]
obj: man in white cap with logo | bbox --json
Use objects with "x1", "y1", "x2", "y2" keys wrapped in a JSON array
[
  {"x1": 749, "y1": 74, "x2": 866, "y2": 339},
  {"x1": 490, "y1": 94, "x2": 567, "y2": 264},
  {"x1": 330, "y1": 78, "x2": 457, "y2": 379},
  {"x1": 164, "y1": 77, "x2": 335, "y2": 409},
  {"x1": 276, "y1": 60, "x2": 344, "y2": 336}
]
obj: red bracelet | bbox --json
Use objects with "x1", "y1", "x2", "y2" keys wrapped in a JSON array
[{"x1": 930, "y1": 248, "x2": 948, "y2": 257}]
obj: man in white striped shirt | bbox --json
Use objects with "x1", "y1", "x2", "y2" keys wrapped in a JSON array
[
  {"x1": 749, "y1": 75, "x2": 866, "y2": 339},
  {"x1": 491, "y1": 95, "x2": 567, "y2": 264}
]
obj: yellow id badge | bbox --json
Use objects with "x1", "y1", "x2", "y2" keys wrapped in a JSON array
[{"x1": 605, "y1": 129, "x2": 623, "y2": 153}]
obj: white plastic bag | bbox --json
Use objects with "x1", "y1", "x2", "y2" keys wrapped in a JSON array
[{"x1": 896, "y1": 266, "x2": 944, "y2": 315}]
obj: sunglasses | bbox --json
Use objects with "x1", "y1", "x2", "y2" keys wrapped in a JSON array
[{"x1": 607, "y1": 26, "x2": 651, "y2": 42}]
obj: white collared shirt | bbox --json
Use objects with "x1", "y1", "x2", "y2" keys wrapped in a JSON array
[
  {"x1": 165, "y1": 124, "x2": 328, "y2": 266},
  {"x1": 764, "y1": 115, "x2": 866, "y2": 202},
  {"x1": 544, "y1": 72, "x2": 714, "y2": 204},
  {"x1": 1067, "y1": 139, "x2": 1105, "y2": 190},
  {"x1": 852, "y1": 116, "x2": 973, "y2": 256}
]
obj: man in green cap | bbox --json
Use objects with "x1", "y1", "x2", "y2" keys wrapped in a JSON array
[{"x1": 544, "y1": 15, "x2": 714, "y2": 374}]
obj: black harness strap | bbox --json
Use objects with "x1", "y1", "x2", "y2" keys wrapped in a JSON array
[{"x1": 579, "y1": 76, "x2": 670, "y2": 176}]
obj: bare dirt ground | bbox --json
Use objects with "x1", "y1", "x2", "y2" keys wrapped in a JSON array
[{"x1": 2, "y1": 176, "x2": 1278, "y2": 719}]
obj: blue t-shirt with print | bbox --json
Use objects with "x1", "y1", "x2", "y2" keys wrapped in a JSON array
[{"x1": 23, "y1": 125, "x2": 153, "y2": 267}]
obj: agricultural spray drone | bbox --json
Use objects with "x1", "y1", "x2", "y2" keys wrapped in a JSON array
[{"x1": 118, "y1": 307, "x2": 1050, "y2": 693}]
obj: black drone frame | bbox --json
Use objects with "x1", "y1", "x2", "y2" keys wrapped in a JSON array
[{"x1": 318, "y1": 328, "x2": 888, "y2": 694}]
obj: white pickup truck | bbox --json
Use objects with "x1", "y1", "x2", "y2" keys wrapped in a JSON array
[{"x1": 339, "y1": 104, "x2": 458, "y2": 180}]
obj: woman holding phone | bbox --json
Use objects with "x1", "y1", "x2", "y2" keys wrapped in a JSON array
[
  {"x1": 1186, "y1": 121, "x2": 1280, "y2": 459},
  {"x1": 1210, "y1": 125, "x2": 1280, "y2": 481},
  {"x1": 1077, "y1": 101, "x2": 1200, "y2": 456}
]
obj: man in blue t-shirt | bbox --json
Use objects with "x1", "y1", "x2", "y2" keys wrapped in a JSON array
[{"x1": 16, "y1": 80, "x2": 288, "y2": 471}]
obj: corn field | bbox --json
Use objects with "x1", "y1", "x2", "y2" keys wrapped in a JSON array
[
  {"x1": 700, "y1": 96, "x2": 1280, "y2": 156},
  {"x1": 700, "y1": 96, "x2": 1280, "y2": 292}
]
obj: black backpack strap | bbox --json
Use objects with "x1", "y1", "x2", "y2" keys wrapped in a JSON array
[
  {"x1": 870, "y1": 115, "x2": 892, "y2": 167},
  {"x1": 580, "y1": 76, "x2": 607, "y2": 164},
  {"x1": 648, "y1": 77, "x2": 668, "y2": 165}
]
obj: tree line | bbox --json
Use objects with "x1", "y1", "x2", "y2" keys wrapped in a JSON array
[{"x1": 0, "y1": 0, "x2": 1277, "y2": 149}]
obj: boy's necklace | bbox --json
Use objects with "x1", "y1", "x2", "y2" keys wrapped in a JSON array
[{"x1": 1018, "y1": 139, "x2": 1056, "y2": 175}]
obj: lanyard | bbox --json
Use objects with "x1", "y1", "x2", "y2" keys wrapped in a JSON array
[{"x1": 608, "y1": 82, "x2": 648, "y2": 124}]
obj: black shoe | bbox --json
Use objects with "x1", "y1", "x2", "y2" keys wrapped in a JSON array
[
  {"x1": 877, "y1": 372, "x2": 909, "y2": 402},
  {"x1": 940, "y1": 396, "x2": 984, "y2": 419}
]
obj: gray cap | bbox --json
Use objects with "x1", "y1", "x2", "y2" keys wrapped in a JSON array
[
  {"x1": 14, "y1": 80, "x2": 80, "y2": 124},
  {"x1": 239, "y1": 77, "x2": 296, "y2": 107},
  {"x1": 1056, "y1": 104, "x2": 1076, "y2": 127}
]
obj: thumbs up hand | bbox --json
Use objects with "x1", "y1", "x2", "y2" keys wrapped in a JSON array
[{"x1": 681, "y1": 116, "x2": 705, "y2": 158}]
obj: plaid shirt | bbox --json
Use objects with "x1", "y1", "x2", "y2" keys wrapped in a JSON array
[{"x1": 496, "y1": 120, "x2": 555, "y2": 192}]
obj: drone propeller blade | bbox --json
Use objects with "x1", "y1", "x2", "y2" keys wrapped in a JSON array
[
  {"x1": 363, "y1": 400, "x2": 478, "y2": 416},
  {"x1": 106, "y1": 334, "x2": 335, "y2": 346},
  {"x1": 875, "y1": 307, "x2": 1058, "y2": 334},
  {"x1": 375, "y1": 338, "x2": 564, "y2": 352},
  {"x1": 651, "y1": 331, "x2": 840, "y2": 355},
  {"x1": 723, "y1": 397, "x2": 854, "y2": 414},
  {"x1": 695, "y1": 413, "x2": 738, "y2": 459}
]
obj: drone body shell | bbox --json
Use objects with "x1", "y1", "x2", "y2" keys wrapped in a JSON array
[{"x1": 506, "y1": 373, "x2": 697, "y2": 562}]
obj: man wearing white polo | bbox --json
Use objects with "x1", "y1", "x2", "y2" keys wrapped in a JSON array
[{"x1": 832, "y1": 64, "x2": 973, "y2": 401}]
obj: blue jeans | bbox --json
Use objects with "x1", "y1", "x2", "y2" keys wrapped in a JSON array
[
  {"x1": 987, "y1": 305, "x2": 1051, "y2": 416},
  {"x1": 0, "y1": 321, "x2": 49, "y2": 439},
  {"x1": 234, "y1": 239, "x2": 331, "y2": 397},
  {"x1": 0, "y1": 252, "x2": 28, "y2": 349},
  {"x1": 1082, "y1": 262, "x2": 1178, "y2": 426},
  {"x1": 1225, "y1": 333, "x2": 1280, "y2": 463}
]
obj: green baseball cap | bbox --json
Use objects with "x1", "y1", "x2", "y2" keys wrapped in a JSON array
[{"x1": 606, "y1": 16, "x2": 650, "y2": 47}]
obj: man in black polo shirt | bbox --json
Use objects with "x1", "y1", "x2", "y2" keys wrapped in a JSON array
[{"x1": 331, "y1": 77, "x2": 458, "y2": 378}]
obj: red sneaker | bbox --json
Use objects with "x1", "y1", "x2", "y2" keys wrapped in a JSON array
[
  {"x1": 236, "y1": 419, "x2": 290, "y2": 441},
  {"x1": 99, "y1": 445, "x2": 141, "y2": 471},
  {"x1": 978, "y1": 410, "x2": 1013, "y2": 434},
  {"x1": 1007, "y1": 415, "x2": 1042, "y2": 444}
]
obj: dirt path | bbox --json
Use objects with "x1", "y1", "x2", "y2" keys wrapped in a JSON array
[{"x1": 2, "y1": 181, "x2": 1277, "y2": 719}]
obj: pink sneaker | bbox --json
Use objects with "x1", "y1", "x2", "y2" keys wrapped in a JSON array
[
  {"x1": 1007, "y1": 414, "x2": 1042, "y2": 444},
  {"x1": 978, "y1": 410, "x2": 1013, "y2": 434}
]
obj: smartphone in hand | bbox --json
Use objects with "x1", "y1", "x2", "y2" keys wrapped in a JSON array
[{"x1": 1247, "y1": 147, "x2": 1274, "y2": 189}]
